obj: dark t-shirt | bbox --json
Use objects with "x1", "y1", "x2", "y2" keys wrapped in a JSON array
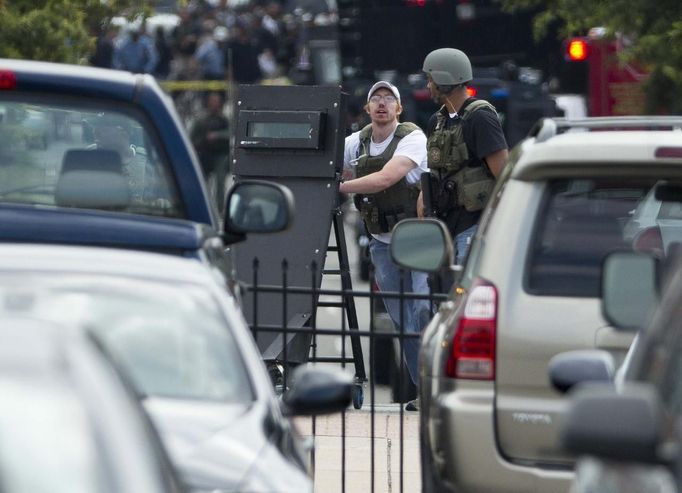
[
  {"x1": 426, "y1": 98, "x2": 507, "y2": 236},
  {"x1": 226, "y1": 40, "x2": 262, "y2": 84}
]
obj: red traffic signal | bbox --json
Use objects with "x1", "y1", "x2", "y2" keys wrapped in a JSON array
[{"x1": 566, "y1": 38, "x2": 589, "y2": 62}]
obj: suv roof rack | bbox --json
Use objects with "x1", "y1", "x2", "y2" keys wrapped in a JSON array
[{"x1": 529, "y1": 116, "x2": 682, "y2": 143}]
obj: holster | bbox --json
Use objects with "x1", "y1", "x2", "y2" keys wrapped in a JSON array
[
  {"x1": 435, "y1": 178, "x2": 457, "y2": 218},
  {"x1": 420, "y1": 172, "x2": 438, "y2": 217}
]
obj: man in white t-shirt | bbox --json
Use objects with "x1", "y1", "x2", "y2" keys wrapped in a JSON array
[{"x1": 340, "y1": 81, "x2": 431, "y2": 409}]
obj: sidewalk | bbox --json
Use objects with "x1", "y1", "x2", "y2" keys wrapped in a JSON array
[{"x1": 295, "y1": 404, "x2": 421, "y2": 493}]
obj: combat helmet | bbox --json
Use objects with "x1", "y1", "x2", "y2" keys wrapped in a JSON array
[{"x1": 422, "y1": 48, "x2": 473, "y2": 85}]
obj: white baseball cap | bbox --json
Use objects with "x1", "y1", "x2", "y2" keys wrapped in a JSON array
[{"x1": 367, "y1": 81, "x2": 401, "y2": 103}]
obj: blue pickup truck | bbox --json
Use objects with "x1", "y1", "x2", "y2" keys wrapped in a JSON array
[{"x1": 0, "y1": 59, "x2": 291, "y2": 290}]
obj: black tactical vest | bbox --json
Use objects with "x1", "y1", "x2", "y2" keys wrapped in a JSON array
[
  {"x1": 354, "y1": 122, "x2": 422, "y2": 234},
  {"x1": 426, "y1": 99, "x2": 497, "y2": 213}
]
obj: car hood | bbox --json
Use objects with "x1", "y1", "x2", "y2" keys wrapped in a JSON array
[
  {"x1": 144, "y1": 398, "x2": 312, "y2": 493},
  {"x1": 0, "y1": 205, "x2": 206, "y2": 251}
]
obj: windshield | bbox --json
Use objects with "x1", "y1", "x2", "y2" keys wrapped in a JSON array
[
  {"x1": 0, "y1": 96, "x2": 184, "y2": 218},
  {"x1": 0, "y1": 277, "x2": 254, "y2": 403}
]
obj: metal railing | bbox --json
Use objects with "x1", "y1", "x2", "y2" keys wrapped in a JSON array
[{"x1": 244, "y1": 257, "x2": 448, "y2": 493}]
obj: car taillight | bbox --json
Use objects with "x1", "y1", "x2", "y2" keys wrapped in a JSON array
[
  {"x1": 0, "y1": 70, "x2": 17, "y2": 90},
  {"x1": 446, "y1": 279, "x2": 497, "y2": 380},
  {"x1": 633, "y1": 226, "x2": 664, "y2": 258},
  {"x1": 466, "y1": 86, "x2": 478, "y2": 97}
]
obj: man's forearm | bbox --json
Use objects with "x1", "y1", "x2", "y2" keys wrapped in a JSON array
[
  {"x1": 485, "y1": 148, "x2": 509, "y2": 178},
  {"x1": 340, "y1": 173, "x2": 393, "y2": 194}
]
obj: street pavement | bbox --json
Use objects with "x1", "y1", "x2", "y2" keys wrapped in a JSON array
[{"x1": 295, "y1": 404, "x2": 421, "y2": 493}]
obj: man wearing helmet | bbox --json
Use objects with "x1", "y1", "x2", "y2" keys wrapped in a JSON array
[
  {"x1": 421, "y1": 48, "x2": 508, "y2": 265},
  {"x1": 340, "y1": 81, "x2": 431, "y2": 409}
]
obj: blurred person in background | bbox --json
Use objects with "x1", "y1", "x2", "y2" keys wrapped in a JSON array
[
  {"x1": 170, "y1": 7, "x2": 202, "y2": 79},
  {"x1": 225, "y1": 18, "x2": 262, "y2": 84},
  {"x1": 153, "y1": 25, "x2": 173, "y2": 79},
  {"x1": 113, "y1": 23, "x2": 158, "y2": 75},
  {"x1": 189, "y1": 91, "x2": 230, "y2": 207},
  {"x1": 195, "y1": 21, "x2": 225, "y2": 81},
  {"x1": 90, "y1": 23, "x2": 118, "y2": 69}
]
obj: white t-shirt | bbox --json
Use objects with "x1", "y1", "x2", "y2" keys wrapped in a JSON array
[{"x1": 343, "y1": 125, "x2": 428, "y2": 243}]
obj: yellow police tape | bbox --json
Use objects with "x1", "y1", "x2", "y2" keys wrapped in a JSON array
[
  {"x1": 159, "y1": 78, "x2": 293, "y2": 92},
  {"x1": 160, "y1": 80, "x2": 229, "y2": 91}
]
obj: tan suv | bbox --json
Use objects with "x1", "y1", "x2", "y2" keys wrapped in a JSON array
[{"x1": 391, "y1": 116, "x2": 682, "y2": 493}]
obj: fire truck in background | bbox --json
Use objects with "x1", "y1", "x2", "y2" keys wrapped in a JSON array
[{"x1": 564, "y1": 28, "x2": 650, "y2": 116}]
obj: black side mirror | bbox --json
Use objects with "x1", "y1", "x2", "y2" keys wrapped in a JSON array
[
  {"x1": 223, "y1": 180, "x2": 295, "y2": 241},
  {"x1": 281, "y1": 365, "x2": 353, "y2": 417},
  {"x1": 548, "y1": 350, "x2": 614, "y2": 394},
  {"x1": 562, "y1": 382, "x2": 663, "y2": 464}
]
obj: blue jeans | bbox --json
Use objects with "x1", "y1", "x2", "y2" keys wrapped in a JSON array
[
  {"x1": 455, "y1": 224, "x2": 478, "y2": 265},
  {"x1": 370, "y1": 239, "x2": 433, "y2": 386}
]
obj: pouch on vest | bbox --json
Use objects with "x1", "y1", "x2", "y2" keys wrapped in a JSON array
[
  {"x1": 454, "y1": 166, "x2": 495, "y2": 212},
  {"x1": 427, "y1": 132, "x2": 450, "y2": 170},
  {"x1": 427, "y1": 121, "x2": 469, "y2": 173},
  {"x1": 448, "y1": 125, "x2": 469, "y2": 168}
]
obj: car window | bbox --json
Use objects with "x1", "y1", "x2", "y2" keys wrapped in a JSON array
[
  {"x1": 526, "y1": 178, "x2": 652, "y2": 297},
  {"x1": 0, "y1": 97, "x2": 184, "y2": 218},
  {"x1": 25, "y1": 279, "x2": 255, "y2": 403},
  {"x1": 659, "y1": 202, "x2": 682, "y2": 220}
]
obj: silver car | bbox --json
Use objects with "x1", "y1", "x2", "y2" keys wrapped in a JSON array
[
  {"x1": 391, "y1": 117, "x2": 682, "y2": 493},
  {"x1": 0, "y1": 243, "x2": 352, "y2": 493},
  {"x1": 0, "y1": 317, "x2": 183, "y2": 493},
  {"x1": 549, "y1": 249, "x2": 682, "y2": 493}
]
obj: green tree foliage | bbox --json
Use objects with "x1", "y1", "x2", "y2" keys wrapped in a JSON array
[
  {"x1": 0, "y1": 0, "x2": 148, "y2": 65},
  {"x1": 498, "y1": 0, "x2": 682, "y2": 113}
]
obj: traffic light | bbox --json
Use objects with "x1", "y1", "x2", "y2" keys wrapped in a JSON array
[{"x1": 566, "y1": 38, "x2": 589, "y2": 62}]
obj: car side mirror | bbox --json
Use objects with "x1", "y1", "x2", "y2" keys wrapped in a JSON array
[
  {"x1": 601, "y1": 252, "x2": 659, "y2": 331},
  {"x1": 562, "y1": 382, "x2": 664, "y2": 464},
  {"x1": 223, "y1": 180, "x2": 295, "y2": 241},
  {"x1": 281, "y1": 365, "x2": 353, "y2": 417},
  {"x1": 548, "y1": 350, "x2": 614, "y2": 394},
  {"x1": 390, "y1": 218, "x2": 454, "y2": 273}
]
